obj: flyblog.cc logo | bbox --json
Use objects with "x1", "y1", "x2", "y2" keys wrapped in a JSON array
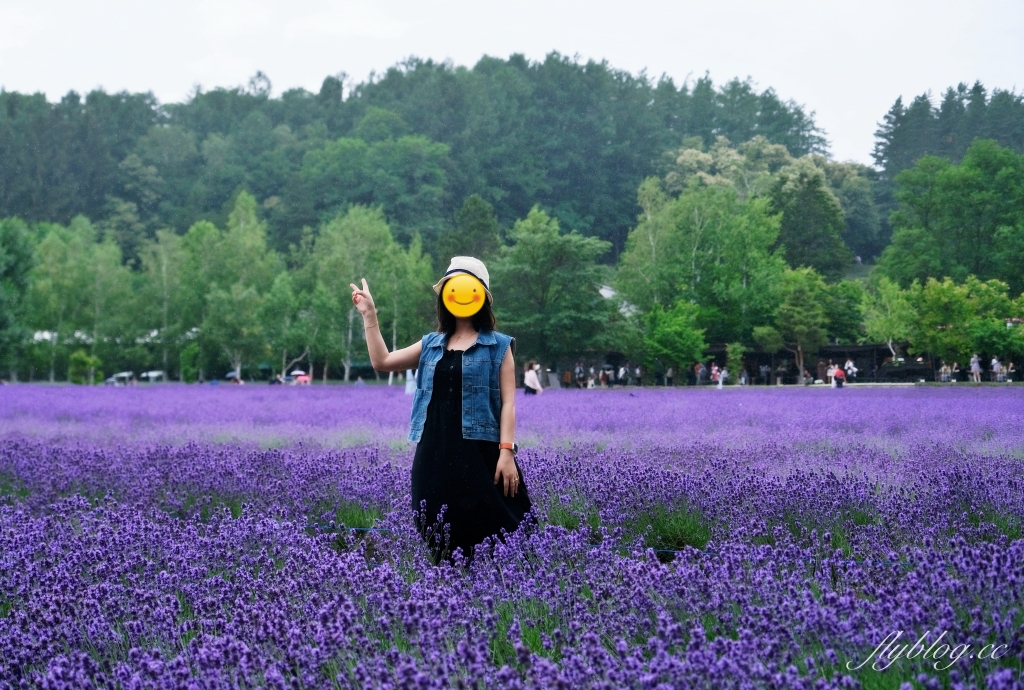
[{"x1": 848, "y1": 630, "x2": 1009, "y2": 672}]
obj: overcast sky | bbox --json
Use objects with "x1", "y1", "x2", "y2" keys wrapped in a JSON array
[{"x1": 1, "y1": 0, "x2": 1021, "y2": 164}]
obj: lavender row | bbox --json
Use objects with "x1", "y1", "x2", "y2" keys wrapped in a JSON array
[
  {"x1": 1, "y1": 437, "x2": 1022, "y2": 687},
  {"x1": 1, "y1": 496, "x2": 1021, "y2": 689},
  {"x1": 3, "y1": 385, "x2": 1023, "y2": 453},
  {"x1": 2, "y1": 436, "x2": 1021, "y2": 549}
]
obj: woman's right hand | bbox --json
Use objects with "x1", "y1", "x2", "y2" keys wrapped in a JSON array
[{"x1": 349, "y1": 278, "x2": 376, "y2": 317}]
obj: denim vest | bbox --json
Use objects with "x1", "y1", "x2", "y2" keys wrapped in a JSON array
[{"x1": 408, "y1": 330, "x2": 515, "y2": 443}]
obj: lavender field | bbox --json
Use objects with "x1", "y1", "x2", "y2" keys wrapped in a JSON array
[{"x1": 1, "y1": 385, "x2": 1022, "y2": 689}]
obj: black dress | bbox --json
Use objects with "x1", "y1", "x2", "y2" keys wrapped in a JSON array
[{"x1": 411, "y1": 347, "x2": 533, "y2": 562}]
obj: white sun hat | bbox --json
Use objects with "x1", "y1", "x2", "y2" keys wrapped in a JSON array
[{"x1": 432, "y1": 256, "x2": 493, "y2": 304}]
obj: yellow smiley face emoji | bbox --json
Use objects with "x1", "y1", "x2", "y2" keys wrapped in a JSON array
[{"x1": 443, "y1": 274, "x2": 486, "y2": 317}]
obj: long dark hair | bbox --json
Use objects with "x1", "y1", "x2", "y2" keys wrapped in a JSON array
[{"x1": 436, "y1": 291, "x2": 496, "y2": 340}]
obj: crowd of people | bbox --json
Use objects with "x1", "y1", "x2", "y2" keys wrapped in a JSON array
[
  {"x1": 813, "y1": 359, "x2": 858, "y2": 387},
  {"x1": 542, "y1": 357, "x2": 860, "y2": 389},
  {"x1": 943, "y1": 354, "x2": 1017, "y2": 383},
  {"x1": 533, "y1": 352, "x2": 1019, "y2": 389},
  {"x1": 557, "y1": 361, "x2": 648, "y2": 389}
]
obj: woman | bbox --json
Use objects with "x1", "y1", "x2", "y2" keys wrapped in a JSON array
[
  {"x1": 523, "y1": 360, "x2": 543, "y2": 395},
  {"x1": 970, "y1": 353, "x2": 982, "y2": 383},
  {"x1": 350, "y1": 257, "x2": 532, "y2": 563}
]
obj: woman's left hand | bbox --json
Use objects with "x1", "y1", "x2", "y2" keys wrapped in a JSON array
[{"x1": 494, "y1": 450, "x2": 519, "y2": 497}]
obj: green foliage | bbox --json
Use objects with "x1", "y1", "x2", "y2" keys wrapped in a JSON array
[
  {"x1": 435, "y1": 195, "x2": 502, "y2": 265},
  {"x1": 220, "y1": 191, "x2": 282, "y2": 293},
  {"x1": 380, "y1": 235, "x2": 436, "y2": 352},
  {"x1": 179, "y1": 343, "x2": 200, "y2": 383},
  {"x1": 68, "y1": 350, "x2": 102, "y2": 385},
  {"x1": 822, "y1": 280, "x2": 866, "y2": 344},
  {"x1": 0, "y1": 218, "x2": 34, "y2": 376},
  {"x1": 873, "y1": 82, "x2": 1024, "y2": 193},
  {"x1": 544, "y1": 496, "x2": 601, "y2": 536},
  {"x1": 621, "y1": 144, "x2": 875, "y2": 356},
  {"x1": 751, "y1": 326, "x2": 784, "y2": 356},
  {"x1": 0, "y1": 471, "x2": 30, "y2": 503},
  {"x1": 907, "y1": 276, "x2": 1024, "y2": 365},
  {"x1": 616, "y1": 179, "x2": 785, "y2": 344},
  {"x1": 278, "y1": 133, "x2": 451, "y2": 249},
  {"x1": 352, "y1": 107, "x2": 410, "y2": 143},
  {"x1": 2, "y1": 69, "x2": 1023, "y2": 381},
  {"x1": 872, "y1": 82, "x2": 1024, "y2": 251},
  {"x1": 661, "y1": 137, "x2": 878, "y2": 278},
  {"x1": 135, "y1": 230, "x2": 186, "y2": 375},
  {"x1": 543, "y1": 498, "x2": 717, "y2": 564},
  {"x1": 0, "y1": 89, "x2": 158, "y2": 228},
  {"x1": 663, "y1": 135, "x2": 793, "y2": 199},
  {"x1": 260, "y1": 272, "x2": 306, "y2": 376},
  {"x1": 170, "y1": 493, "x2": 244, "y2": 521},
  {"x1": 204, "y1": 283, "x2": 264, "y2": 378},
  {"x1": 821, "y1": 160, "x2": 883, "y2": 260},
  {"x1": 754, "y1": 268, "x2": 830, "y2": 380},
  {"x1": 875, "y1": 225, "x2": 943, "y2": 287},
  {"x1": 632, "y1": 502, "x2": 713, "y2": 554},
  {"x1": 176, "y1": 192, "x2": 285, "y2": 379},
  {"x1": 24, "y1": 217, "x2": 132, "y2": 381},
  {"x1": 0, "y1": 57, "x2": 825, "y2": 261},
  {"x1": 725, "y1": 342, "x2": 747, "y2": 383},
  {"x1": 770, "y1": 158, "x2": 851, "y2": 281},
  {"x1": 878, "y1": 140, "x2": 1024, "y2": 292},
  {"x1": 642, "y1": 302, "x2": 707, "y2": 372},
  {"x1": 312, "y1": 206, "x2": 399, "y2": 380},
  {"x1": 861, "y1": 277, "x2": 915, "y2": 357},
  {"x1": 491, "y1": 207, "x2": 613, "y2": 365}
]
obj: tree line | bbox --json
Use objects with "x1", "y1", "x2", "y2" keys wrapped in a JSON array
[
  {"x1": 1, "y1": 134, "x2": 1021, "y2": 384},
  {"x1": 1, "y1": 54, "x2": 828, "y2": 264},
  {"x1": 872, "y1": 81, "x2": 1024, "y2": 246},
  {"x1": 1, "y1": 58, "x2": 1023, "y2": 383}
]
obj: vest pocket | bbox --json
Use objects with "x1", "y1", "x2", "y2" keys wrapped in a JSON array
[
  {"x1": 470, "y1": 386, "x2": 495, "y2": 426},
  {"x1": 420, "y1": 361, "x2": 436, "y2": 390}
]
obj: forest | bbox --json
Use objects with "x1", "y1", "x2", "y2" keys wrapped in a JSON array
[{"x1": 1, "y1": 53, "x2": 1024, "y2": 382}]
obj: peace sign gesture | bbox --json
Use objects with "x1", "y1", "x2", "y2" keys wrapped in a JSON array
[{"x1": 349, "y1": 278, "x2": 376, "y2": 317}]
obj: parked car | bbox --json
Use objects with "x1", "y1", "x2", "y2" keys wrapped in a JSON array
[{"x1": 104, "y1": 371, "x2": 133, "y2": 386}]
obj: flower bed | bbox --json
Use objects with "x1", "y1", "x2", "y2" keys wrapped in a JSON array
[{"x1": 1, "y1": 385, "x2": 1021, "y2": 688}]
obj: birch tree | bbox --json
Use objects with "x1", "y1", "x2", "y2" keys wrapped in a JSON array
[
  {"x1": 313, "y1": 206, "x2": 393, "y2": 381},
  {"x1": 861, "y1": 277, "x2": 914, "y2": 358}
]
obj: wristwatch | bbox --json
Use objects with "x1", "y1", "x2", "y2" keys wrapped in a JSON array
[{"x1": 499, "y1": 442, "x2": 519, "y2": 455}]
